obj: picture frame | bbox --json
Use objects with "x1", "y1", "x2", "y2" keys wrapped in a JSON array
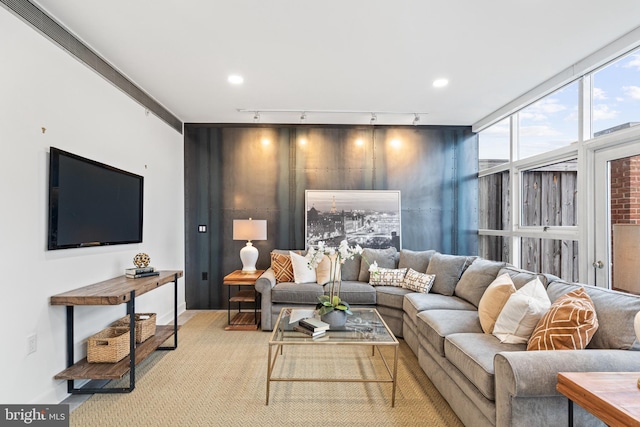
[{"x1": 305, "y1": 190, "x2": 401, "y2": 250}]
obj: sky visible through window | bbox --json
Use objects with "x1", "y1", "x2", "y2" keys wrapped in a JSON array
[
  {"x1": 593, "y1": 52, "x2": 640, "y2": 135},
  {"x1": 479, "y1": 49, "x2": 640, "y2": 167}
]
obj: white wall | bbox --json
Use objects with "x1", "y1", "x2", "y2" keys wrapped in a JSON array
[{"x1": 0, "y1": 8, "x2": 185, "y2": 404}]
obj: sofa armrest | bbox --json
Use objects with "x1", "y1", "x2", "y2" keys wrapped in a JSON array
[
  {"x1": 255, "y1": 268, "x2": 276, "y2": 330},
  {"x1": 495, "y1": 349, "x2": 640, "y2": 398},
  {"x1": 255, "y1": 268, "x2": 276, "y2": 293},
  {"x1": 494, "y1": 350, "x2": 640, "y2": 427}
]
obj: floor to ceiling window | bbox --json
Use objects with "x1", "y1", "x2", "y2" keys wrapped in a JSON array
[{"x1": 478, "y1": 45, "x2": 640, "y2": 285}]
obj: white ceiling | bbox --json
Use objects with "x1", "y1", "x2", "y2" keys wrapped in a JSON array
[{"x1": 31, "y1": 1, "x2": 640, "y2": 126}]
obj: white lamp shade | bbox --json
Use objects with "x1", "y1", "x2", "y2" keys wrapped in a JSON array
[{"x1": 233, "y1": 219, "x2": 267, "y2": 241}]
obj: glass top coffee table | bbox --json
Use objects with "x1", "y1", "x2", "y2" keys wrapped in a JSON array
[{"x1": 267, "y1": 307, "x2": 399, "y2": 406}]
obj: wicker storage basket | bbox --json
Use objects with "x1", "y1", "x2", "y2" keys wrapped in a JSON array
[
  {"x1": 112, "y1": 313, "x2": 157, "y2": 343},
  {"x1": 87, "y1": 327, "x2": 130, "y2": 363}
]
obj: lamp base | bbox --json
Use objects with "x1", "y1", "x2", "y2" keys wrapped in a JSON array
[{"x1": 239, "y1": 242, "x2": 259, "y2": 273}]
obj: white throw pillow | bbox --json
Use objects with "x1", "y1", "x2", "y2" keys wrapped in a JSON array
[
  {"x1": 492, "y1": 277, "x2": 551, "y2": 344},
  {"x1": 289, "y1": 251, "x2": 317, "y2": 284}
]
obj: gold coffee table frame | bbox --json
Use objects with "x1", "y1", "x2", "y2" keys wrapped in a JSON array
[{"x1": 267, "y1": 307, "x2": 399, "y2": 406}]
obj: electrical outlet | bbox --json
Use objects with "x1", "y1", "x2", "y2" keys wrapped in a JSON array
[{"x1": 27, "y1": 334, "x2": 37, "y2": 355}]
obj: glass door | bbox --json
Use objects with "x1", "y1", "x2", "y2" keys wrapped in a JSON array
[{"x1": 593, "y1": 141, "x2": 640, "y2": 290}]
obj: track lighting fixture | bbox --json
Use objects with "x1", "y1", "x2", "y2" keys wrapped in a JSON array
[{"x1": 237, "y1": 109, "x2": 428, "y2": 124}]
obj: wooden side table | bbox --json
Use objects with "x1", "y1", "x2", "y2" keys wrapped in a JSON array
[
  {"x1": 557, "y1": 372, "x2": 640, "y2": 426},
  {"x1": 223, "y1": 270, "x2": 264, "y2": 331}
]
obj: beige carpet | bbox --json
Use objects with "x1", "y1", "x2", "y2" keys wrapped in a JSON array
[{"x1": 70, "y1": 311, "x2": 463, "y2": 426}]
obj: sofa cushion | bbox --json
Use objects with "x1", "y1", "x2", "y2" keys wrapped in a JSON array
[
  {"x1": 324, "y1": 280, "x2": 376, "y2": 305},
  {"x1": 290, "y1": 251, "x2": 316, "y2": 284},
  {"x1": 398, "y1": 249, "x2": 436, "y2": 272},
  {"x1": 369, "y1": 267, "x2": 407, "y2": 287},
  {"x1": 478, "y1": 273, "x2": 516, "y2": 334},
  {"x1": 527, "y1": 287, "x2": 598, "y2": 350},
  {"x1": 417, "y1": 310, "x2": 482, "y2": 357},
  {"x1": 454, "y1": 258, "x2": 506, "y2": 307},
  {"x1": 341, "y1": 256, "x2": 362, "y2": 281},
  {"x1": 547, "y1": 280, "x2": 640, "y2": 350},
  {"x1": 498, "y1": 266, "x2": 550, "y2": 290},
  {"x1": 445, "y1": 333, "x2": 526, "y2": 401},
  {"x1": 493, "y1": 278, "x2": 551, "y2": 344},
  {"x1": 358, "y1": 247, "x2": 398, "y2": 282},
  {"x1": 271, "y1": 282, "x2": 324, "y2": 304},
  {"x1": 426, "y1": 253, "x2": 476, "y2": 296},
  {"x1": 403, "y1": 292, "x2": 476, "y2": 320},
  {"x1": 402, "y1": 268, "x2": 436, "y2": 293},
  {"x1": 376, "y1": 286, "x2": 413, "y2": 310}
]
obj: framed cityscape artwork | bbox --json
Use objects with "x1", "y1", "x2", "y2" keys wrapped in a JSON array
[{"x1": 305, "y1": 190, "x2": 401, "y2": 250}]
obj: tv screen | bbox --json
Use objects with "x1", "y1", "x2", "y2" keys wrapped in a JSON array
[{"x1": 47, "y1": 147, "x2": 144, "y2": 250}]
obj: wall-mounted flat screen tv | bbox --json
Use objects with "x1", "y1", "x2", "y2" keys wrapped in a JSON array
[{"x1": 47, "y1": 147, "x2": 144, "y2": 250}]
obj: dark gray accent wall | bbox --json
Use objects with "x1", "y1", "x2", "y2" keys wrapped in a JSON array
[{"x1": 184, "y1": 124, "x2": 478, "y2": 309}]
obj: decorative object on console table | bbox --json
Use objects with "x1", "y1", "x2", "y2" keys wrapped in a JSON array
[
  {"x1": 87, "y1": 326, "x2": 130, "y2": 363},
  {"x1": 133, "y1": 252, "x2": 151, "y2": 268},
  {"x1": 126, "y1": 270, "x2": 159, "y2": 279},
  {"x1": 224, "y1": 269, "x2": 265, "y2": 330},
  {"x1": 112, "y1": 313, "x2": 157, "y2": 343},
  {"x1": 233, "y1": 218, "x2": 267, "y2": 273},
  {"x1": 125, "y1": 266, "x2": 155, "y2": 275}
]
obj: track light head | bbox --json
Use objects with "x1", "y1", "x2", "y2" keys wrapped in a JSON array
[
  {"x1": 370, "y1": 113, "x2": 377, "y2": 125},
  {"x1": 413, "y1": 114, "x2": 420, "y2": 126},
  {"x1": 253, "y1": 111, "x2": 260, "y2": 123}
]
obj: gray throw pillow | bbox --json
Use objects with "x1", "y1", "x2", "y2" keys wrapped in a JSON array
[
  {"x1": 341, "y1": 256, "x2": 362, "y2": 281},
  {"x1": 398, "y1": 249, "x2": 436, "y2": 273},
  {"x1": 358, "y1": 247, "x2": 398, "y2": 282},
  {"x1": 454, "y1": 258, "x2": 506, "y2": 307},
  {"x1": 426, "y1": 253, "x2": 476, "y2": 296}
]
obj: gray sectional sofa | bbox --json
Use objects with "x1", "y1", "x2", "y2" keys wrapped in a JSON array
[{"x1": 255, "y1": 248, "x2": 640, "y2": 427}]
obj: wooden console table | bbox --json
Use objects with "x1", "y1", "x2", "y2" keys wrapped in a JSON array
[
  {"x1": 51, "y1": 270, "x2": 183, "y2": 394},
  {"x1": 557, "y1": 372, "x2": 640, "y2": 426}
]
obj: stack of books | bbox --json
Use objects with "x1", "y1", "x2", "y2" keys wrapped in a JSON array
[
  {"x1": 125, "y1": 266, "x2": 159, "y2": 279},
  {"x1": 294, "y1": 317, "x2": 330, "y2": 338}
]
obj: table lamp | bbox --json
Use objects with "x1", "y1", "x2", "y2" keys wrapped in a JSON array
[{"x1": 233, "y1": 218, "x2": 267, "y2": 273}]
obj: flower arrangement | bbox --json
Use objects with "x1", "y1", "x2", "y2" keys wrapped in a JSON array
[{"x1": 306, "y1": 240, "x2": 379, "y2": 316}]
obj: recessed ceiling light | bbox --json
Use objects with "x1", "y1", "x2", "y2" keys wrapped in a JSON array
[
  {"x1": 433, "y1": 78, "x2": 449, "y2": 88},
  {"x1": 228, "y1": 75, "x2": 244, "y2": 85}
]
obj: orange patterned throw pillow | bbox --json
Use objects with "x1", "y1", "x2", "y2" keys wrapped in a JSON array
[
  {"x1": 527, "y1": 287, "x2": 598, "y2": 351},
  {"x1": 271, "y1": 252, "x2": 295, "y2": 283}
]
